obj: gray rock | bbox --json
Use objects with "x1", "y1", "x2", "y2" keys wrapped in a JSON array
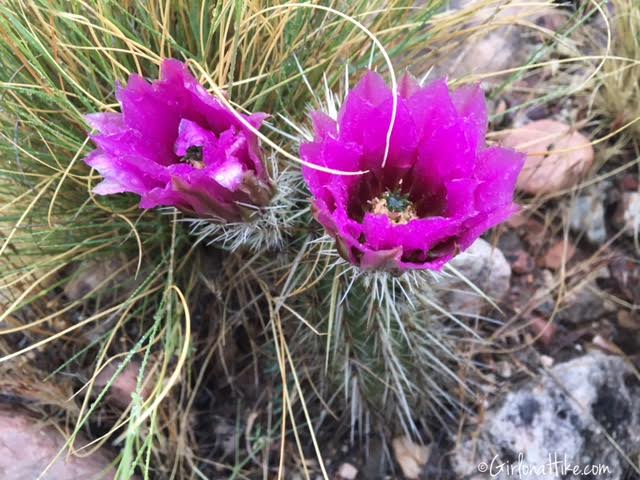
[
  {"x1": 432, "y1": 1, "x2": 560, "y2": 82},
  {"x1": 439, "y1": 239, "x2": 511, "y2": 316},
  {"x1": 555, "y1": 280, "x2": 616, "y2": 324},
  {"x1": 569, "y1": 185, "x2": 608, "y2": 245},
  {"x1": 532, "y1": 268, "x2": 614, "y2": 322},
  {"x1": 453, "y1": 352, "x2": 640, "y2": 479}
]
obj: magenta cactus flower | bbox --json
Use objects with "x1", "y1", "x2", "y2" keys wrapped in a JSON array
[
  {"x1": 300, "y1": 72, "x2": 524, "y2": 272},
  {"x1": 84, "y1": 59, "x2": 272, "y2": 221}
]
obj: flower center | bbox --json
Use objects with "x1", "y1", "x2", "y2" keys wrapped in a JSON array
[
  {"x1": 180, "y1": 145, "x2": 204, "y2": 169},
  {"x1": 369, "y1": 189, "x2": 418, "y2": 224}
]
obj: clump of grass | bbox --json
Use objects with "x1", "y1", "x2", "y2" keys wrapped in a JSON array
[{"x1": 592, "y1": 0, "x2": 640, "y2": 143}]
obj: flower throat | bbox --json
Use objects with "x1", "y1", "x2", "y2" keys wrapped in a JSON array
[{"x1": 369, "y1": 188, "x2": 417, "y2": 224}]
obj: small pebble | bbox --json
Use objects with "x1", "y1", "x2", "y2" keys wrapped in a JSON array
[{"x1": 337, "y1": 463, "x2": 358, "y2": 480}]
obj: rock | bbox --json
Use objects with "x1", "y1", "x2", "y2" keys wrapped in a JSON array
[
  {"x1": 528, "y1": 315, "x2": 557, "y2": 345},
  {"x1": 497, "y1": 230, "x2": 534, "y2": 274},
  {"x1": 556, "y1": 280, "x2": 616, "y2": 324},
  {"x1": 511, "y1": 250, "x2": 535, "y2": 274},
  {"x1": 440, "y1": 239, "x2": 511, "y2": 316},
  {"x1": 621, "y1": 192, "x2": 640, "y2": 237},
  {"x1": 506, "y1": 212, "x2": 528, "y2": 229},
  {"x1": 619, "y1": 174, "x2": 638, "y2": 192},
  {"x1": 0, "y1": 405, "x2": 117, "y2": 479},
  {"x1": 453, "y1": 352, "x2": 640, "y2": 480},
  {"x1": 212, "y1": 417, "x2": 238, "y2": 458},
  {"x1": 530, "y1": 287, "x2": 556, "y2": 318},
  {"x1": 617, "y1": 310, "x2": 640, "y2": 330},
  {"x1": 542, "y1": 239, "x2": 576, "y2": 270},
  {"x1": 94, "y1": 361, "x2": 152, "y2": 409},
  {"x1": 523, "y1": 218, "x2": 546, "y2": 249},
  {"x1": 445, "y1": 34, "x2": 515, "y2": 77},
  {"x1": 336, "y1": 462, "x2": 358, "y2": 480},
  {"x1": 609, "y1": 256, "x2": 640, "y2": 304},
  {"x1": 612, "y1": 311, "x2": 640, "y2": 353},
  {"x1": 539, "y1": 354, "x2": 554, "y2": 368},
  {"x1": 569, "y1": 184, "x2": 608, "y2": 245},
  {"x1": 63, "y1": 256, "x2": 131, "y2": 301},
  {"x1": 433, "y1": 7, "x2": 517, "y2": 78},
  {"x1": 432, "y1": 1, "x2": 561, "y2": 82},
  {"x1": 392, "y1": 436, "x2": 431, "y2": 480},
  {"x1": 501, "y1": 120, "x2": 594, "y2": 195}
]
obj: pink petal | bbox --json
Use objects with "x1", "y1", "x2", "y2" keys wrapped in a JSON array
[
  {"x1": 211, "y1": 159, "x2": 245, "y2": 190},
  {"x1": 451, "y1": 83, "x2": 488, "y2": 148},
  {"x1": 86, "y1": 151, "x2": 167, "y2": 195},
  {"x1": 85, "y1": 112, "x2": 124, "y2": 134},
  {"x1": 174, "y1": 119, "x2": 217, "y2": 156},
  {"x1": 474, "y1": 147, "x2": 525, "y2": 212},
  {"x1": 444, "y1": 178, "x2": 479, "y2": 218},
  {"x1": 311, "y1": 111, "x2": 338, "y2": 139},
  {"x1": 398, "y1": 73, "x2": 420, "y2": 99},
  {"x1": 301, "y1": 137, "x2": 363, "y2": 198}
]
